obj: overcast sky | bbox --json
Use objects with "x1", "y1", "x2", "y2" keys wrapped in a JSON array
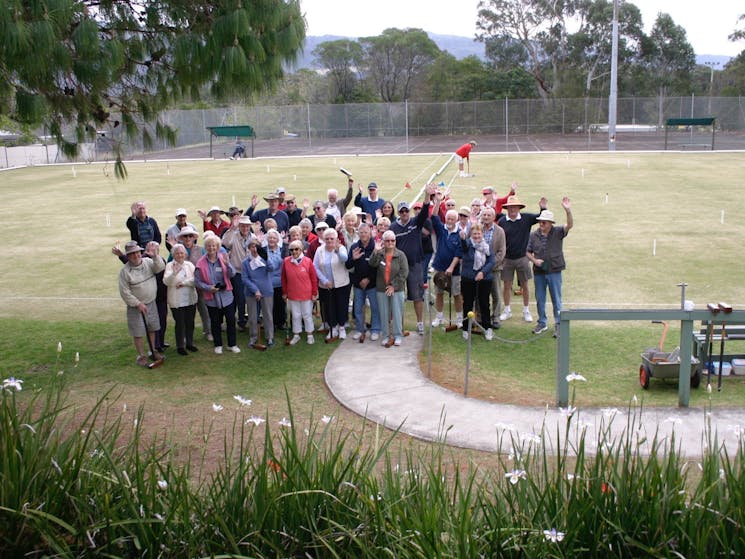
[{"x1": 301, "y1": 0, "x2": 744, "y2": 57}]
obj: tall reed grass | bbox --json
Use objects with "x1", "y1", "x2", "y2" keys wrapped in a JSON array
[{"x1": 1, "y1": 365, "x2": 743, "y2": 558}]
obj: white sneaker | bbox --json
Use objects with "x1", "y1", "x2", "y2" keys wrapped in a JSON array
[
  {"x1": 229, "y1": 345, "x2": 241, "y2": 353},
  {"x1": 289, "y1": 334, "x2": 301, "y2": 345},
  {"x1": 214, "y1": 346, "x2": 223, "y2": 355},
  {"x1": 332, "y1": 326, "x2": 339, "y2": 338},
  {"x1": 485, "y1": 328, "x2": 494, "y2": 341},
  {"x1": 522, "y1": 308, "x2": 533, "y2": 323},
  {"x1": 381, "y1": 338, "x2": 388, "y2": 346},
  {"x1": 352, "y1": 331, "x2": 362, "y2": 340},
  {"x1": 338, "y1": 326, "x2": 346, "y2": 340},
  {"x1": 431, "y1": 314, "x2": 443, "y2": 327},
  {"x1": 462, "y1": 330, "x2": 469, "y2": 340},
  {"x1": 370, "y1": 332, "x2": 380, "y2": 341},
  {"x1": 206, "y1": 333, "x2": 214, "y2": 342},
  {"x1": 499, "y1": 308, "x2": 512, "y2": 321},
  {"x1": 394, "y1": 337, "x2": 402, "y2": 346},
  {"x1": 417, "y1": 322, "x2": 424, "y2": 335},
  {"x1": 307, "y1": 334, "x2": 314, "y2": 345}
]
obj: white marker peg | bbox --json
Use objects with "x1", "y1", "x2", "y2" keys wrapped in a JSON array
[
  {"x1": 604, "y1": 193, "x2": 608, "y2": 204},
  {"x1": 106, "y1": 213, "x2": 111, "y2": 227},
  {"x1": 72, "y1": 166, "x2": 77, "y2": 177},
  {"x1": 166, "y1": 163, "x2": 170, "y2": 175},
  {"x1": 293, "y1": 174, "x2": 297, "y2": 181},
  {"x1": 627, "y1": 159, "x2": 631, "y2": 168},
  {"x1": 232, "y1": 195, "x2": 236, "y2": 206},
  {"x1": 652, "y1": 239, "x2": 657, "y2": 256},
  {"x1": 581, "y1": 168, "x2": 585, "y2": 178},
  {"x1": 721, "y1": 210, "x2": 725, "y2": 224},
  {"x1": 266, "y1": 166, "x2": 270, "y2": 173}
]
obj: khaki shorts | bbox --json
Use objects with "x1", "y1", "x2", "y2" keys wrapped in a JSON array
[
  {"x1": 501, "y1": 256, "x2": 532, "y2": 283},
  {"x1": 434, "y1": 274, "x2": 461, "y2": 297},
  {"x1": 126, "y1": 301, "x2": 160, "y2": 337}
]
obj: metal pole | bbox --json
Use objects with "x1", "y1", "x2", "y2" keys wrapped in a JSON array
[
  {"x1": 505, "y1": 97, "x2": 509, "y2": 151},
  {"x1": 307, "y1": 103, "x2": 312, "y2": 150},
  {"x1": 426, "y1": 288, "x2": 433, "y2": 378},
  {"x1": 464, "y1": 317, "x2": 473, "y2": 396},
  {"x1": 405, "y1": 99, "x2": 409, "y2": 153},
  {"x1": 608, "y1": 0, "x2": 618, "y2": 151}
]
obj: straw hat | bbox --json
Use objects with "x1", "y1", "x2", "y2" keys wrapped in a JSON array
[{"x1": 502, "y1": 195, "x2": 526, "y2": 209}]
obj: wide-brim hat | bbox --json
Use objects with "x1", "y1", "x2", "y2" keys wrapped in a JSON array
[
  {"x1": 502, "y1": 195, "x2": 525, "y2": 209},
  {"x1": 264, "y1": 193, "x2": 279, "y2": 202},
  {"x1": 458, "y1": 206, "x2": 471, "y2": 217},
  {"x1": 124, "y1": 240, "x2": 143, "y2": 255},
  {"x1": 314, "y1": 221, "x2": 329, "y2": 232},
  {"x1": 175, "y1": 207, "x2": 188, "y2": 217},
  {"x1": 433, "y1": 271, "x2": 451, "y2": 293},
  {"x1": 536, "y1": 210, "x2": 555, "y2": 223},
  {"x1": 227, "y1": 206, "x2": 243, "y2": 216},
  {"x1": 177, "y1": 225, "x2": 199, "y2": 237},
  {"x1": 482, "y1": 187, "x2": 495, "y2": 195},
  {"x1": 208, "y1": 206, "x2": 224, "y2": 214},
  {"x1": 238, "y1": 216, "x2": 253, "y2": 225}
]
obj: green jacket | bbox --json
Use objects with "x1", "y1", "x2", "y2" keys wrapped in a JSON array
[{"x1": 369, "y1": 248, "x2": 409, "y2": 292}]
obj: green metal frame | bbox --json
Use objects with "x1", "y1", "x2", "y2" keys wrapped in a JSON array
[
  {"x1": 206, "y1": 125, "x2": 256, "y2": 158},
  {"x1": 664, "y1": 117, "x2": 715, "y2": 150},
  {"x1": 556, "y1": 309, "x2": 745, "y2": 407}
]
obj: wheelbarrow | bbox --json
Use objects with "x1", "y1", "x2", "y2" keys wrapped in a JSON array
[{"x1": 639, "y1": 321, "x2": 701, "y2": 389}]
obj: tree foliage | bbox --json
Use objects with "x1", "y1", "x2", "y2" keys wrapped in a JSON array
[
  {"x1": 359, "y1": 28, "x2": 440, "y2": 102},
  {"x1": 0, "y1": 0, "x2": 305, "y2": 175},
  {"x1": 312, "y1": 39, "x2": 365, "y2": 103}
]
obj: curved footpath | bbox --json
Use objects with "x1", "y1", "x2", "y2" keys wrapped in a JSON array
[{"x1": 325, "y1": 335, "x2": 745, "y2": 458}]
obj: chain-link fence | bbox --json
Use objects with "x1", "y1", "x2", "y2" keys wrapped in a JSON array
[{"x1": 4, "y1": 96, "x2": 744, "y2": 167}]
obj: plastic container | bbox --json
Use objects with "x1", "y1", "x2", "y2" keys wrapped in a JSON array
[
  {"x1": 731, "y1": 358, "x2": 745, "y2": 375},
  {"x1": 706, "y1": 361, "x2": 732, "y2": 376}
]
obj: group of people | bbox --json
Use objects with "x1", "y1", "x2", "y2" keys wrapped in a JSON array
[{"x1": 116, "y1": 174, "x2": 572, "y2": 366}]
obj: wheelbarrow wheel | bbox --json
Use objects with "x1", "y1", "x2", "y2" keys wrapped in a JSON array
[
  {"x1": 691, "y1": 367, "x2": 701, "y2": 389},
  {"x1": 639, "y1": 363, "x2": 651, "y2": 390}
]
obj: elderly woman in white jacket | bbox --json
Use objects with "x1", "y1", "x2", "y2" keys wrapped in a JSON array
[
  {"x1": 163, "y1": 243, "x2": 199, "y2": 355},
  {"x1": 313, "y1": 227, "x2": 351, "y2": 340}
]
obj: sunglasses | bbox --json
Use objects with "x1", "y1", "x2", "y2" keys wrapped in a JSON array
[
  {"x1": 289, "y1": 248, "x2": 302, "y2": 252},
  {"x1": 399, "y1": 208, "x2": 410, "y2": 213}
]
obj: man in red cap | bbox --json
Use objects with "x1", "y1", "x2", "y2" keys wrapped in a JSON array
[{"x1": 454, "y1": 140, "x2": 477, "y2": 177}]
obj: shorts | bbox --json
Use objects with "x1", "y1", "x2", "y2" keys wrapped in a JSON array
[
  {"x1": 406, "y1": 261, "x2": 425, "y2": 302},
  {"x1": 126, "y1": 301, "x2": 160, "y2": 337},
  {"x1": 434, "y1": 274, "x2": 461, "y2": 297},
  {"x1": 501, "y1": 256, "x2": 532, "y2": 284},
  {"x1": 455, "y1": 154, "x2": 466, "y2": 165}
]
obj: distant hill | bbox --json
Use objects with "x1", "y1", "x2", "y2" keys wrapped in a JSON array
[{"x1": 295, "y1": 34, "x2": 729, "y2": 71}]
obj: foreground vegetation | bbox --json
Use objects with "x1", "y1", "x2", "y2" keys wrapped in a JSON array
[{"x1": 2, "y1": 369, "x2": 744, "y2": 558}]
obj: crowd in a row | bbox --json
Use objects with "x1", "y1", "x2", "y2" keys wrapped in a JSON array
[{"x1": 116, "y1": 177, "x2": 572, "y2": 367}]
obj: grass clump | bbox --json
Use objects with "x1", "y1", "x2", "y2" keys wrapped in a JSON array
[{"x1": 1, "y1": 366, "x2": 744, "y2": 558}]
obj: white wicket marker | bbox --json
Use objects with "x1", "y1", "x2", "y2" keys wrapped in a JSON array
[
  {"x1": 721, "y1": 210, "x2": 725, "y2": 224},
  {"x1": 106, "y1": 213, "x2": 111, "y2": 227},
  {"x1": 581, "y1": 168, "x2": 585, "y2": 178},
  {"x1": 72, "y1": 166, "x2": 77, "y2": 177},
  {"x1": 166, "y1": 163, "x2": 170, "y2": 175},
  {"x1": 232, "y1": 195, "x2": 236, "y2": 207},
  {"x1": 627, "y1": 159, "x2": 631, "y2": 168},
  {"x1": 605, "y1": 193, "x2": 609, "y2": 204},
  {"x1": 293, "y1": 174, "x2": 297, "y2": 181},
  {"x1": 653, "y1": 239, "x2": 657, "y2": 256}
]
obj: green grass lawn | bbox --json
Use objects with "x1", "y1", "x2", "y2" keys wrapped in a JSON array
[{"x1": 2, "y1": 152, "x2": 745, "y2": 427}]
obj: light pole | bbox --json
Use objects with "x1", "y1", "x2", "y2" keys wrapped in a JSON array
[
  {"x1": 704, "y1": 61, "x2": 720, "y2": 115},
  {"x1": 608, "y1": 0, "x2": 618, "y2": 151}
]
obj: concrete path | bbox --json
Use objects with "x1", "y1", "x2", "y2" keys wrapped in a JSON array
[{"x1": 325, "y1": 334, "x2": 745, "y2": 458}]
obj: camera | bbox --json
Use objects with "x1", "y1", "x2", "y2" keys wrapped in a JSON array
[{"x1": 214, "y1": 282, "x2": 226, "y2": 291}]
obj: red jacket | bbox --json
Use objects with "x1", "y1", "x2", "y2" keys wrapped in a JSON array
[
  {"x1": 281, "y1": 256, "x2": 318, "y2": 301},
  {"x1": 455, "y1": 143, "x2": 473, "y2": 159}
]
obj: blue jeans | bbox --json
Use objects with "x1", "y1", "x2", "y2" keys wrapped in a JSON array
[
  {"x1": 353, "y1": 286, "x2": 381, "y2": 334},
  {"x1": 377, "y1": 291, "x2": 404, "y2": 340},
  {"x1": 534, "y1": 272, "x2": 562, "y2": 326}
]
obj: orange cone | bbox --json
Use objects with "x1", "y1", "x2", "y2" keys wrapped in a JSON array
[{"x1": 404, "y1": 181, "x2": 411, "y2": 189}]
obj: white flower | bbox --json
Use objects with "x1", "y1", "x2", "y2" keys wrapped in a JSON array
[
  {"x1": 321, "y1": 415, "x2": 333, "y2": 424},
  {"x1": 719, "y1": 468, "x2": 726, "y2": 480},
  {"x1": 566, "y1": 372, "x2": 587, "y2": 383},
  {"x1": 566, "y1": 473, "x2": 577, "y2": 481},
  {"x1": 707, "y1": 383, "x2": 713, "y2": 394},
  {"x1": 157, "y1": 479, "x2": 168, "y2": 490},
  {"x1": 559, "y1": 406, "x2": 577, "y2": 419},
  {"x1": 505, "y1": 469, "x2": 527, "y2": 485},
  {"x1": 278, "y1": 417, "x2": 292, "y2": 428},
  {"x1": 57, "y1": 342, "x2": 62, "y2": 353},
  {"x1": 520, "y1": 433, "x2": 542, "y2": 446},
  {"x1": 246, "y1": 416, "x2": 265, "y2": 426},
  {"x1": 154, "y1": 513, "x2": 164, "y2": 521},
  {"x1": 495, "y1": 422, "x2": 516, "y2": 431},
  {"x1": 507, "y1": 449, "x2": 522, "y2": 461},
  {"x1": 632, "y1": 394, "x2": 638, "y2": 404},
  {"x1": 664, "y1": 417, "x2": 682, "y2": 425},
  {"x1": 543, "y1": 528, "x2": 565, "y2": 542},
  {"x1": 233, "y1": 395, "x2": 252, "y2": 407},
  {"x1": 75, "y1": 352, "x2": 80, "y2": 365},
  {"x1": 212, "y1": 403, "x2": 224, "y2": 412},
  {"x1": 2, "y1": 377, "x2": 23, "y2": 391}
]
